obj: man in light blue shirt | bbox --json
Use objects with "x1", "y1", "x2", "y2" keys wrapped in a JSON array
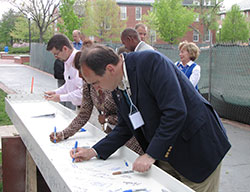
[{"x1": 72, "y1": 30, "x2": 83, "y2": 50}]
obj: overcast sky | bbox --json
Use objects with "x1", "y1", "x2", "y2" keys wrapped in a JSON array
[
  {"x1": 0, "y1": 0, "x2": 245, "y2": 20},
  {"x1": 0, "y1": 1, "x2": 17, "y2": 19},
  {"x1": 222, "y1": 0, "x2": 243, "y2": 9}
]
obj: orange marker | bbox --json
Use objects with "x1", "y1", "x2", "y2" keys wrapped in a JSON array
[
  {"x1": 112, "y1": 170, "x2": 134, "y2": 175},
  {"x1": 31, "y1": 76, "x2": 34, "y2": 93}
]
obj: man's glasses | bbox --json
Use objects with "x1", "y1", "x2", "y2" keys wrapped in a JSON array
[{"x1": 53, "y1": 50, "x2": 61, "y2": 57}]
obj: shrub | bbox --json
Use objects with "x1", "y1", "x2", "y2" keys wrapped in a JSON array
[{"x1": 8, "y1": 47, "x2": 29, "y2": 54}]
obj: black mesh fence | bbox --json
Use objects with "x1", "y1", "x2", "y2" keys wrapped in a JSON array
[
  {"x1": 30, "y1": 43, "x2": 55, "y2": 74},
  {"x1": 150, "y1": 43, "x2": 250, "y2": 125},
  {"x1": 210, "y1": 44, "x2": 250, "y2": 124},
  {"x1": 31, "y1": 42, "x2": 250, "y2": 125}
]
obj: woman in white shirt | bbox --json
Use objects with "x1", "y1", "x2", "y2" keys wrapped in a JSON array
[{"x1": 175, "y1": 41, "x2": 201, "y2": 90}]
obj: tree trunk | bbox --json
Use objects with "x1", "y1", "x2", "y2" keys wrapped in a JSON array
[{"x1": 39, "y1": 29, "x2": 44, "y2": 43}]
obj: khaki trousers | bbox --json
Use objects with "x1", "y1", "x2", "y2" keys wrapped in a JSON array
[{"x1": 157, "y1": 161, "x2": 222, "y2": 192}]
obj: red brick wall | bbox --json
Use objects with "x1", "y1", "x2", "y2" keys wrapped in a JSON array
[
  {"x1": 119, "y1": 3, "x2": 216, "y2": 44},
  {"x1": 125, "y1": 5, "x2": 151, "y2": 27}
]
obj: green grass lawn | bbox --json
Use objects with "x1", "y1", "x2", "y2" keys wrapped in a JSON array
[
  {"x1": 22, "y1": 62, "x2": 30, "y2": 65},
  {"x1": 0, "y1": 89, "x2": 11, "y2": 191},
  {"x1": 0, "y1": 89, "x2": 8, "y2": 191},
  {"x1": 0, "y1": 89, "x2": 12, "y2": 126}
]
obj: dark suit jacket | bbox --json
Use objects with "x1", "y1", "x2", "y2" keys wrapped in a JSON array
[{"x1": 93, "y1": 50, "x2": 231, "y2": 183}]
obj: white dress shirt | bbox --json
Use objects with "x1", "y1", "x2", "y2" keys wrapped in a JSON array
[
  {"x1": 118, "y1": 54, "x2": 131, "y2": 95},
  {"x1": 55, "y1": 49, "x2": 83, "y2": 106}
]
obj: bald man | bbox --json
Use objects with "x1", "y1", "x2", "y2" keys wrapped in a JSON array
[{"x1": 72, "y1": 30, "x2": 83, "y2": 50}]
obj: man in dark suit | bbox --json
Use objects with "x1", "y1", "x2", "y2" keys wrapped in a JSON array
[{"x1": 70, "y1": 45, "x2": 231, "y2": 192}]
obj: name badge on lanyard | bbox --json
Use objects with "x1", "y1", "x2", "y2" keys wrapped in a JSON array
[
  {"x1": 129, "y1": 111, "x2": 144, "y2": 130},
  {"x1": 123, "y1": 90, "x2": 144, "y2": 130}
]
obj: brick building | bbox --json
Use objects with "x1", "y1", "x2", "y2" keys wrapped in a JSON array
[{"x1": 116, "y1": 0, "x2": 217, "y2": 44}]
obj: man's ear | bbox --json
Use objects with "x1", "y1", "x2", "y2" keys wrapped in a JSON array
[
  {"x1": 106, "y1": 64, "x2": 115, "y2": 73},
  {"x1": 62, "y1": 45, "x2": 68, "y2": 51},
  {"x1": 127, "y1": 36, "x2": 132, "y2": 42}
]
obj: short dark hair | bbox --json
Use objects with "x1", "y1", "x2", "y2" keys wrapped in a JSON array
[
  {"x1": 121, "y1": 28, "x2": 140, "y2": 41},
  {"x1": 82, "y1": 39, "x2": 93, "y2": 48},
  {"x1": 117, "y1": 45, "x2": 129, "y2": 55},
  {"x1": 47, "y1": 34, "x2": 72, "y2": 51},
  {"x1": 74, "y1": 40, "x2": 94, "y2": 72},
  {"x1": 74, "y1": 51, "x2": 82, "y2": 71},
  {"x1": 79, "y1": 44, "x2": 119, "y2": 76}
]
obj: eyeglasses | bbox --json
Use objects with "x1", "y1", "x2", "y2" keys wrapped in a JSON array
[{"x1": 53, "y1": 50, "x2": 61, "y2": 57}]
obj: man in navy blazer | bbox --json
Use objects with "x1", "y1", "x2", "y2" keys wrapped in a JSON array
[{"x1": 70, "y1": 45, "x2": 231, "y2": 192}]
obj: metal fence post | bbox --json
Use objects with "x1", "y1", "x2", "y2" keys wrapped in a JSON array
[{"x1": 208, "y1": 33, "x2": 213, "y2": 102}]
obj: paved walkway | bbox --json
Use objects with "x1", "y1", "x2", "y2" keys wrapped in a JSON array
[
  {"x1": 0, "y1": 58, "x2": 100, "y2": 140},
  {"x1": 219, "y1": 119, "x2": 250, "y2": 192},
  {"x1": 0, "y1": 58, "x2": 250, "y2": 192}
]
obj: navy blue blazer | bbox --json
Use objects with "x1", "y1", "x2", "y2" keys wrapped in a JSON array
[{"x1": 93, "y1": 50, "x2": 231, "y2": 183}]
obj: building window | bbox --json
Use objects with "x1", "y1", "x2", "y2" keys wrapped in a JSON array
[
  {"x1": 204, "y1": 0, "x2": 211, "y2": 6},
  {"x1": 193, "y1": 0, "x2": 200, "y2": 6},
  {"x1": 135, "y1": 7, "x2": 142, "y2": 20},
  {"x1": 193, "y1": 30, "x2": 199, "y2": 42},
  {"x1": 104, "y1": 17, "x2": 111, "y2": 30},
  {"x1": 220, "y1": 14, "x2": 225, "y2": 20},
  {"x1": 89, "y1": 36, "x2": 94, "y2": 42},
  {"x1": 150, "y1": 29, "x2": 156, "y2": 43},
  {"x1": 205, "y1": 29, "x2": 210, "y2": 42},
  {"x1": 120, "y1": 6, "x2": 127, "y2": 20},
  {"x1": 54, "y1": 20, "x2": 58, "y2": 32},
  {"x1": 195, "y1": 14, "x2": 199, "y2": 22}
]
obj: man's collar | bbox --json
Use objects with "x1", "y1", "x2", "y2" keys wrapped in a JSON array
[
  {"x1": 73, "y1": 40, "x2": 83, "y2": 45},
  {"x1": 65, "y1": 49, "x2": 77, "y2": 65},
  {"x1": 134, "y1": 41, "x2": 143, "y2": 52},
  {"x1": 118, "y1": 54, "x2": 130, "y2": 93}
]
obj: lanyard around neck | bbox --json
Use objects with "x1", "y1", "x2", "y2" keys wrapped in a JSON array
[{"x1": 122, "y1": 89, "x2": 138, "y2": 115}]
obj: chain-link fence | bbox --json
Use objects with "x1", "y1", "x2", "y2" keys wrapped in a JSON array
[{"x1": 30, "y1": 43, "x2": 250, "y2": 125}]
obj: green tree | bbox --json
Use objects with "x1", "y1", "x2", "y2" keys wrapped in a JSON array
[
  {"x1": 10, "y1": 0, "x2": 60, "y2": 43},
  {"x1": 57, "y1": 0, "x2": 84, "y2": 41},
  {"x1": 0, "y1": 9, "x2": 17, "y2": 46},
  {"x1": 144, "y1": 0, "x2": 196, "y2": 44},
  {"x1": 11, "y1": 16, "x2": 33, "y2": 41},
  {"x1": 82, "y1": 0, "x2": 126, "y2": 42},
  {"x1": 221, "y1": 4, "x2": 249, "y2": 43},
  {"x1": 10, "y1": 15, "x2": 53, "y2": 43}
]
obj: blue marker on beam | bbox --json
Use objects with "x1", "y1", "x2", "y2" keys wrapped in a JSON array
[
  {"x1": 123, "y1": 189, "x2": 147, "y2": 192},
  {"x1": 72, "y1": 141, "x2": 78, "y2": 163},
  {"x1": 54, "y1": 126, "x2": 56, "y2": 143},
  {"x1": 124, "y1": 160, "x2": 129, "y2": 167},
  {"x1": 79, "y1": 128, "x2": 86, "y2": 132}
]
